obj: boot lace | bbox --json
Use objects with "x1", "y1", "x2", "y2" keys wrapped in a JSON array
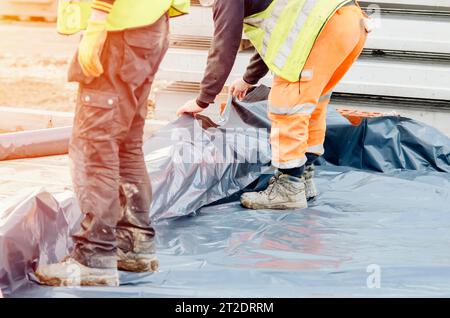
[{"x1": 257, "y1": 172, "x2": 283, "y2": 198}]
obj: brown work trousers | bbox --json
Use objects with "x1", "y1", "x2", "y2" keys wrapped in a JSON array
[{"x1": 67, "y1": 14, "x2": 169, "y2": 268}]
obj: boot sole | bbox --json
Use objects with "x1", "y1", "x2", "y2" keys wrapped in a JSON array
[
  {"x1": 35, "y1": 271, "x2": 119, "y2": 287},
  {"x1": 118, "y1": 258, "x2": 159, "y2": 273},
  {"x1": 241, "y1": 199, "x2": 307, "y2": 210}
]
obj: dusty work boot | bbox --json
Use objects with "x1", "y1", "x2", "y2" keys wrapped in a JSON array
[
  {"x1": 303, "y1": 164, "x2": 318, "y2": 200},
  {"x1": 116, "y1": 183, "x2": 159, "y2": 273},
  {"x1": 240, "y1": 172, "x2": 307, "y2": 210},
  {"x1": 117, "y1": 229, "x2": 159, "y2": 273},
  {"x1": 35, "y1": 257, "x2": 119, "y2": 287},
  {"x1": 117, "y1": 249, "x2": 159, "y2": 273}
]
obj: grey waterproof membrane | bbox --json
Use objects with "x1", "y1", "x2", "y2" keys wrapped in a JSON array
[{"x1": 1, "y1": 87, "x2": 450, "y2": 297}]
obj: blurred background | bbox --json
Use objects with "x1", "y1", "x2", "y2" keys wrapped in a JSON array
[{"x1": 1, "y1": 0, "x2": 450, "y2": 133}]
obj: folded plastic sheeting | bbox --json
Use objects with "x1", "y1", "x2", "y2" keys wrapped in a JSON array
[
  {"x1": 323, "y1": 108, "x2": 450, "y2": 173},
  {"x1": 0, "y1": 191, "x2": 80, "y2": 294},
  {"x1": 144, "y1": 95, "x2": 272, "y2": 222},
  {"x1": 1, "y1": 88, "x2": 450, "y2": 297}
]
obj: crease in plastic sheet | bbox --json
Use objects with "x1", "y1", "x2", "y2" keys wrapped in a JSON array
[{"x1": 1, "y1": 86, "x2": 450, "y2": 297}]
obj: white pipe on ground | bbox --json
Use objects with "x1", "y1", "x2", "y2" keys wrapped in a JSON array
[{"x1": 0, "y1": 126, "x2": 72, "y2": 161}]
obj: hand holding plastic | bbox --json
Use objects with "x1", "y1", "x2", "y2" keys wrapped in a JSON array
[
  {"x1": 176, "y1": 99, "x2": 205, "y2": 116},
  {"x1": 229, "y1": 78, "x2": 253, "y2": 101}
]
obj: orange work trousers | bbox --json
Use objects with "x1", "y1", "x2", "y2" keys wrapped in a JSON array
[{"x1": 269, "y1": 5, "x2": 368, "y2": 169}]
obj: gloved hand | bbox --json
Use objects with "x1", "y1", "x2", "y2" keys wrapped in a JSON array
[
  {"x1": 176, "y1": 99, "x2": 205, "y2": 117},
  {"x1": 229, "y1": 78, "x2": 253, "y2": 101},
  {"x1": 77, "y1": 19, "x2": 107, "y2": 77}
]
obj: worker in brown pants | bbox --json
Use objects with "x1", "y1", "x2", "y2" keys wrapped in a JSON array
[{"x1": 35, "y1": 0, "x2": 185, "y2": 287}]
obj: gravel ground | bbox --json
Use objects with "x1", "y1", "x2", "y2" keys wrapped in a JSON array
[
  {"x1": 0, "y1": 20, "x2": 78, "y2": 110},
  {"x1": 0, "y1": 20, "x2": 172, "y2": 119}
]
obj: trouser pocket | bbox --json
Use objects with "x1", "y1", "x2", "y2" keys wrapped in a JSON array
[
  {"x1": 73, "y1": 88, "x2": 119, "y2": 141},
  {"x1": 120, "y1": 17, "x2": 169, "y2": 87},
  {"x1": 67, "y1": 50, "x2": 96, "y2": 85}
]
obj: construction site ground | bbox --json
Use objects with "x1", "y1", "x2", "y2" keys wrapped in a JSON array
[{"x1": 0, "y1": 21, "x2": 77, "y2": 112}]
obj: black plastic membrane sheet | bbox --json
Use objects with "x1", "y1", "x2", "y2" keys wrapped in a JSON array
[{"x1": 1, "y1": 87, "x2": 450, "y2": 297}]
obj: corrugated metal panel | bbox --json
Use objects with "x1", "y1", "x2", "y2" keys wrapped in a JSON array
[
  {"x1": 170, "y1": 5, "x2": 450, "y2": 54},
  {"x1": 170, "y1": 5, "x2": 214, "y2": 37},
  {"x1": 157, "y1": 49, "x2": 450, "y2": 100},
  {"x1": 362, "y1": 0, "x2": 450, "y2": 9},
  {"x1": 366, "y1": 14, "x2": 450, "y2": 54},
  {"x1": 172, "y1": 0, "x2": 450, "y2": 38}
]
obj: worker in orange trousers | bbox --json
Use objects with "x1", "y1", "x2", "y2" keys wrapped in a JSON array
[{"x1": 178, "y1": 0, "x2": 370, "y2": 210}]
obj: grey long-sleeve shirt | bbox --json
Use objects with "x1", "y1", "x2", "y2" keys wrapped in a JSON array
[{"x1": 197, "y1": 0, "x2": 272, "y2": 108}]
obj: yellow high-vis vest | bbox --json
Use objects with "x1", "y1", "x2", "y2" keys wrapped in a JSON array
[
  {"x1": 244, "y1": 0, "x2": 353, "y2": 82},
  {"x1": 57, "y1": 0, "x2": 190, "y2": 35}
]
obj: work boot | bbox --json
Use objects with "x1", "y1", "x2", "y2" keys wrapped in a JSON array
[
  {"x1": 117, "y1": 230, "x2": 159, "y2": 273},
  {"x1": 240, "y1": 172, "x2": 308, "y2": 210},
  {"x1": 303, "y1": 164, "x2": 318, "y2": 200},
  {"x1": 117, "y1": 249, "x2": 159, "y2": 273},
  {"x1": 35, "y1": 257, "x2": 119, "y2": 287}
]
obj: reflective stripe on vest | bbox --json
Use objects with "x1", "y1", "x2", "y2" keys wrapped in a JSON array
[
  {"x1": 259, "y1": 0, "x2": 288, "y2": 57},
  {"x1": 273, "y1": 0, "x2": 316, "y2": 70},
  {"x1": 243, "y1": 0, "x2": 352, "y2": 82}
]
